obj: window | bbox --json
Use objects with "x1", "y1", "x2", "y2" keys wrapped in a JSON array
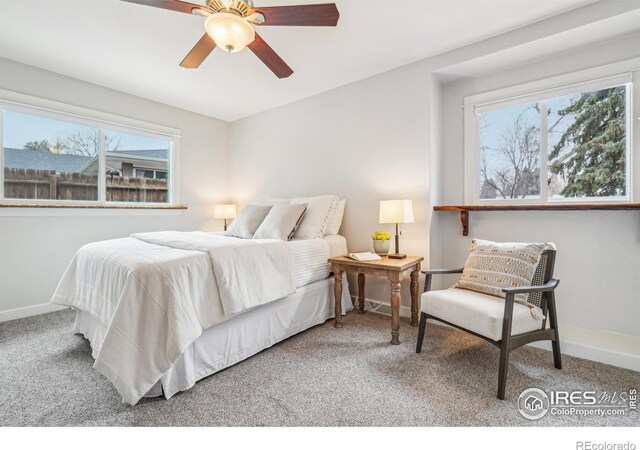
[
  {"x1": 3, "y1": 110, "x2": 100, "y2": 201},
  {"x1": 479, "y1": 101, "x2": 541, "y2": 200},
  {"x1": 465, "y1": 70, "x2": 634, "y2": 205},
  {"x1": 103, "y1": 129, "x2": 171, "y2": 204},
  {"x1": 134, "y1": 169, "x2": 168, "y2": 180},
  {"x1": 1, "y1": 94, "x2": 178, "y2": 206}
]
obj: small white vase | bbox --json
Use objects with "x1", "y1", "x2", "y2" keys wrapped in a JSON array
[{"x1": 372, "y1": 239, "x2": 390, "y2": 255}]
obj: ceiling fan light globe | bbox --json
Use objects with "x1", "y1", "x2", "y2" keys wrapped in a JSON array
[{"x1": 205, "y1": 12, "x2": 255, "y2": 53}]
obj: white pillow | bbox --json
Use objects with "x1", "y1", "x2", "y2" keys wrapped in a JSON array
[
  {"x1": 253, "y1": 203, "x2": 307, "y2": 241},
  {"x1": 225, "y1": 205, "x2": 272, "y2": 239},
  {"x1": 256, "y1": 198, "x2": 291, "y2": 206},
  {"x1": 324, "y1": 199, "x2": 346, "y2": 235},
  {"x1": 291, "y1": 195, "x2": 339, "y2": 239}
]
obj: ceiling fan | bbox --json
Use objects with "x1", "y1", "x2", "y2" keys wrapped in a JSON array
[{"x1": 121, "y1": 0, "x2": 340, "y2": 78}]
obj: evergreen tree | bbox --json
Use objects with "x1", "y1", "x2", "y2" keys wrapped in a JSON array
[{"x1": 549, "y1": 86, "x2": 626, "y2": 197}]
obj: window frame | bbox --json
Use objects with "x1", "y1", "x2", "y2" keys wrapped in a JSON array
[
  {"x1": 463, "y1": 59, "x2": 639, "y2": 206},
  {"x1": 0, "y1": 89, "x2": 180, "y2": 207}
]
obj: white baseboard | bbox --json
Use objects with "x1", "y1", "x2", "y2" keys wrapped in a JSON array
[
  {"x1": 357, "y1": 296, "x2": 640, "y2": 372},
  {"x1": 353, "y1": 296, "x2": 413, "y2": 318},
  {"x1": 528, "y1": 326, "x2": 640, "y2": 372},
  {"x1": 0, "y1": 303, "x2": 69, "y2": 323}
]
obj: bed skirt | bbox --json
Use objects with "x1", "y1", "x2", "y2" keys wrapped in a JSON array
[{"x1": 73, "y1": 274, "x2": 352, "y2": 401}]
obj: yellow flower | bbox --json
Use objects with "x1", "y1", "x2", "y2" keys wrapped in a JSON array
[{"x1": 372, "y1": 231, "x2": 391, "y2": 240}]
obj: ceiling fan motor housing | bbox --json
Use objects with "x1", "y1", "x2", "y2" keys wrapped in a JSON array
[{"x1": 208, "y1": 0, "x2": 252, "y2": 17}]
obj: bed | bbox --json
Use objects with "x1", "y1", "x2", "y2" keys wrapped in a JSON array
[{"x1": 52, "y1": 227, "x2": 350, "y2": 405}]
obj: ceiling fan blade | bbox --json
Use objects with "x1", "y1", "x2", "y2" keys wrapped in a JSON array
[
  {"x1": 180, "y1": 33, "x2": 217, "y2": 68},
  {"x1": 248, "y1": 3, "x2": 339, "y2": 26},
  {"x1": 120, "y1": 0, "x2": 209, "y2": 15},
  {"x1": 248, "y1": 33, "x2": 293, "y2": 79}
]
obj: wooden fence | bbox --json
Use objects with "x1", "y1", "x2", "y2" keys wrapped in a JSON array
[{"x1": 4, "y1": 168, "x2": 168, "y2": 203}]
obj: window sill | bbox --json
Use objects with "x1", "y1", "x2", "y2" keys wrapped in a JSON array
[
  {"x1": 434, "y1": 203, "x2": 640, "y2": 236},
  {"x1": 0, "y1": 203, "x2": 187, "y2": 210},
  {"x1": 0, "y1": 203, "x2": 187, "y2": 217}
]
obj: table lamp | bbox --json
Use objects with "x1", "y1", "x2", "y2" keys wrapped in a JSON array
[
  {"x1": 379, "y1": 200, "x2": 414, "y2": 259},
  {"x1": 214, "y1": 204, "x2": 237, "y2": 231}
]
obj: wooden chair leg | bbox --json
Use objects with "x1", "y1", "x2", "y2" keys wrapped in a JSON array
[
  {"x1": 547, "y1": 292, "x2": 562, "y2": 369},
  {"x1": 417, "y1": 274, "x2": 432, "y2": 354},
  {"x1": 497, "y1": 294, "x2": 515, "y2": 400},
  {"x1": 552, "y1": 338, "x2": 562, "y2": 370},
  {"x1": 497, "y1": 343, "x2": 510, "y2": 400},
  {"x1": 416, "y1": 313, "x2": 427, "y2": 353}
]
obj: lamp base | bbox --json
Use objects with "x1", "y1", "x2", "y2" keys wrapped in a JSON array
[{"x1": 388, "y1": 253, "x2": 407, "y2": 259}]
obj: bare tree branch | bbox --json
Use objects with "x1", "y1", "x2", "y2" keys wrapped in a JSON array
[
  {"x1": 61, "y1": 130, "x2": 122, "y2": 156},
  {"x1": 479, "y1": 105, "x2": 540, "y2": 199}
]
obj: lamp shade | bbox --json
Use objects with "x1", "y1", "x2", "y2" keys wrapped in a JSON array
[
  {"x1": 205, "y1": 13, "x2": 255, "y2": 53},
  {"x1": 214, "y1": 204, "x2": 237, "y2": 219},
  {"x1": 379, "y1": 200, "x2": 414, "y2": 224}
]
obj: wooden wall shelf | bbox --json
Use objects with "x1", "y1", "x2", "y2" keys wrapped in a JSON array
[{"x1": 434, "y1": 203, "x2": 640, "y2": 236}]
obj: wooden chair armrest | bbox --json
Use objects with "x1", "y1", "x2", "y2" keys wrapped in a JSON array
[
  {"x1": 501, "y1": 278, "x2": 560, "y2": 295},
  {"x1": 421, "y1": 268, "x2": 464, "y2": 275},
  {"x1": 422, "y1": 268, "x2": 463, "y2": 293}
]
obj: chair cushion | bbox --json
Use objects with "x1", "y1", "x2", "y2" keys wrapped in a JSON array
[{"x1": 421, "y1": 288, "x2": 542, "y2": 341}]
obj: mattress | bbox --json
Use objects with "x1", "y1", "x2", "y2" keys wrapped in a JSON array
[{"x1": 289, "y1": 234, "x2": 347, "y2": 287}]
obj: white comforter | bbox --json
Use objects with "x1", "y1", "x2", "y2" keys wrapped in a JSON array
[
  {"x1": 51, "y1": 231, "x2": 294, "y2": 405},
  {"x1": 132, "y1": 232, "x2": 295, "y2": 315}
]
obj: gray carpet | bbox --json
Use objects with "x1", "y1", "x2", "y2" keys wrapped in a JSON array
[{"x1": 0, "y1": 309, "x2": 637, "y2": 427}]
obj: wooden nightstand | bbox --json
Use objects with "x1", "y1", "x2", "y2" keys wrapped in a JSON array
[{"x1": 328, "y1": 255, "x2": 424, "y2": 345}]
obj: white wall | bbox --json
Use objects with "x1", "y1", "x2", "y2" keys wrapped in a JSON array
[
  {"x1": 0, "y1": 58, "x2": 231, "y2": 320},
  {"x1": 229, "y1": 61, "x2": 437, "y2": 306},
  {"x1": 437, "y1": 35, "x2": 640, "y2": 370}
]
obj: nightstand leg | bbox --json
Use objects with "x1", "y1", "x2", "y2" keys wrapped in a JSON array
[
  {"x1": 390, "y1": 274, "x2": 402, "y2": 345},
  {"x1": 358, "y1": 273, "x2": 365, "y2": 314},
  {"x1": 333, "y1": 266, "x2": 343, "y2": 328},
  {"x1": 410, "y1": 265, "x2": 420, "y2": 326}
]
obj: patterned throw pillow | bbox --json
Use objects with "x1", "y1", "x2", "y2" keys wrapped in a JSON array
[{"x1": 453, "y1": 239, "x2": 548, "y2": 318}]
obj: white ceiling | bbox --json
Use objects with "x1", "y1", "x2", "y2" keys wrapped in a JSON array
[{"x1": 0, "y1": 0, "x2": 617, "y2": 121}]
